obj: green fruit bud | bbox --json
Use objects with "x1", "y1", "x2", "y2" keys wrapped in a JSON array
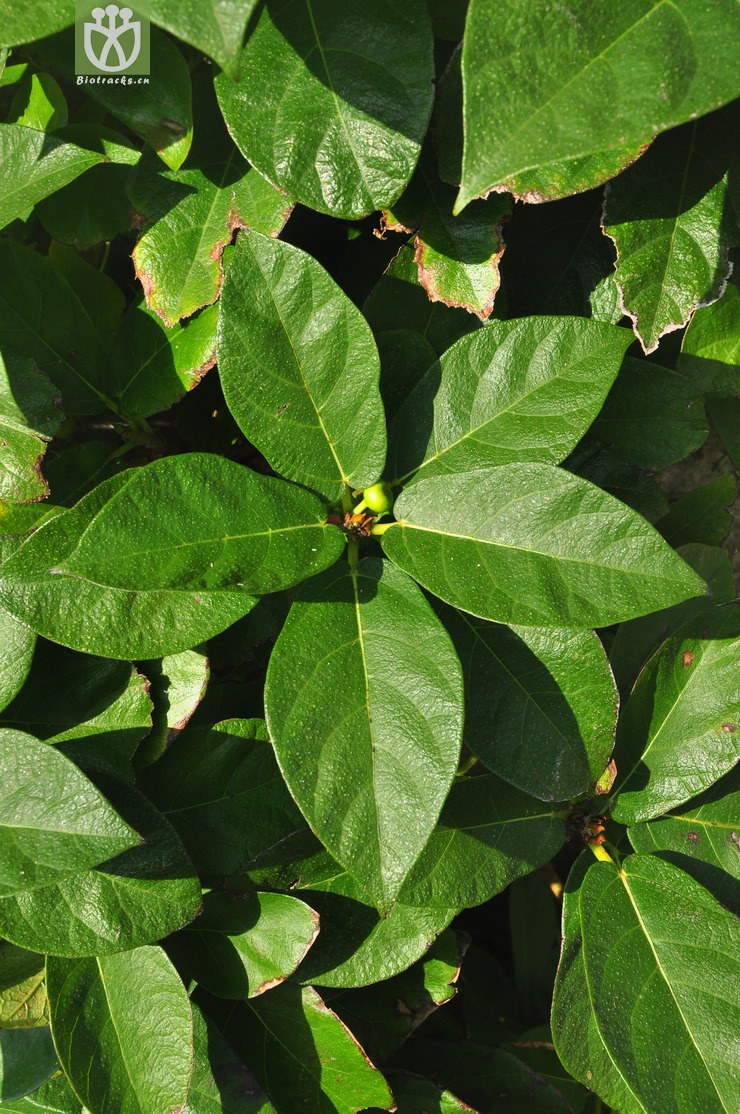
[{"x1": 362, "y1": 482, "x2": 394, "y2": 515}]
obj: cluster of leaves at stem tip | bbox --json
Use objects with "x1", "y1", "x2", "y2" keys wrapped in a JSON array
[{"x1": 0, "y1": 1, "x2": 739, "y2": 1112}]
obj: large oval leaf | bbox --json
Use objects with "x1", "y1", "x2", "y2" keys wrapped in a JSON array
[
  {"x1": 215, "y1": 0, "x2": 434, "y2": 218},
  {"x1": 266, "y1": 557, "x2": 463, "y2": 910},
  {"x1": 0, "y1": 124, "x2": 102, "y2": 232},
  {"x1": 0, "y1": 728, "x2": 137, "y2": 900},
  {"x1": 612, "y1": 630, "x2": 740, "y2": 824},
  {"x1": 388, "y1": 317, "x2": 633, "y2": 484},
  {"x1": 187, "y1": 999, "x2": 274, "y2": 1114},
  {"x1": 0, "y1": 1029, "x2": 57, "y2": 1104},
  {"x1": 458, "y1": 0, "x2": 740, "y2": 208},
  {"x1": 218, "y1": 231, "x2": 386, "y2": 502},
  {"x1": 553, "y1": 853, "x2": 740, "y2": 1113},
  {"x1": 383, "y1": 465, "x2": 705, "y2": 628},
  {"x1": 0, "y1": 774, "x2": 202, "y2": 957},
  {"x1": 169, "y1": 890, "x2": 319, "y2": 998},
  {"x1": 439, "y1": 607, "x2": 618, "y2": 801},
  {"x1": 47, "y1": 946, "x2": 193, "y2": 1114}
]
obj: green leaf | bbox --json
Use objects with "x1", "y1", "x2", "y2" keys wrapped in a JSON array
[
  {"x1": 509, "y1": 871, "x2": 562, "y2": 1024},
  {"x1": 603, "y1": 111, "x2": 737, "y2": 353},
  {"x1": 37, "y1": 162, "x2": 134, "y2": 250},
  {"x1": 106, "y1": 302, "x2": 218, "y2": 420},
  {"x1": 566, "y1": 444, "x2": 669, "y2": 523},
  {"x1": 458, "y1": 0, "x2": 740, "y2": 209},
  {"x1": 586, "y1": 356, "x2": 707, "y2": 471},
  {"x1": 0, "y1": 1030, "x2": 57, "y2": 1103},
  {"x1": 186, "y1": 999, "x2": 275, "y2": 1113},
  {"x1": 0, "y1": 944, "x2": 48, "y2": 1030},
  {"x1": 0, "y1": 354, "x2": 61, "y2": 504},
  {"x1": 149, "y1": 0, "x2": 260, "y2": 76},
  {"x1": 708, "y1": 395, "x2": 740, "y2": 468},
  {"x1": 388, "y1": 317, "x2": 633, "y2": 484},
  {"x1": 553, "y1": 853, "x2": 740, "y2": 1113},
  {"x1": 218, "y1": 230, "x2": 386, "y2": 501},
  {"x1": 59, "y1": 452, "x2": 343, "y2": 595},
  {"x1": 0, "y1": 728, "x2": 137, "y2": 899},
  {"x1": 383, "y1": 465, "x2": 705, "y2": 627},
  {"x1": 135, "y1": 648, "x2": 209, "y2": 769},
  {"x1": 129, "y1": 98, "x2": 292, "y2": 326},
  {"x1": 7, "y1": 71, "x2": 67, "y2": 131},
  {"x1": 364, "y1": 243, "x2": 481, "y2": 355},
  {"x1": 260, "y1": 774, "x2": 564, "y2": 987},
  {"x1": 0, "y1": 640, "x2": 153, "y2": 779},
  {"x1": 657, "y1": 474, "x2": 736, "y2": 548},
  {"x1": 170, "y1": 890, "x2": 320, "y2": 998},
  {"x1": 628, "y1": 765, "x2": 740, "y2": 914},
  {"x1": 140, "y1": 719, "x2": 305, "y2": 876},
  {"x1": 266, "y1": 557, "x2": 463, "y2": 909},
  {"x1": 37, "y1": 27, "x2": 193, "y2": 170},
  {"x1": 377, "y1": 1076, "x2": 473, "y2": 1113},
  {"x1": 386, "y1": 152, "x2": 511, "y2": 318},
  {"x1": 679, "y1": 275, "x2": 740, "y2": 397},
  {"x1": 0, "y1": 772, "x2": 202, "y2": 956},
  {"x1": 0, "y1": 610, "x2": 34, "y2": 716},
  {"x1": 609, "y1": 543, "x2": 736, "y2": 695},
  {"x1": 326, "y1": 929, "x2": 467, "y2": 1063},
  {"x1": 47, "y1": 946, "x2": 193, "y2": 1114},
  {"x1": 611, "y1": 630, "x2": 740, "y2": 824},
  {"x1": 208, "y1": 984, "x2": 394, "y2": 1112},
  {"x1": 377, "y1": 330, "x2": 438, "y2": 423},
  {"x1": 0, "y1": 1070, "x2": 82, "y2": 1113},
  {"x1": 0, "y1": 4, "x2": 74, "y2": 46},
  {"x1": 0, "y1": 124, "x2": 102, "y2": 231},
  {"x1": 0, "y1": 240, "x2": 117, "y2": 416},
  {"x1": 439, "y1": 607, "x2": 618, "y2": 801},
  {"x1": 215, "y1": 0, "x2": 434, "y2": 219}
]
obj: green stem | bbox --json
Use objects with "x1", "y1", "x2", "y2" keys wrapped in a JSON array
[
  {"x1": 369, "y1": 521, "x2": 395, "y2": 536},
  {"x1": 347, "y1": 538, "x2": 359, "y2": 569},
  {"x1": 589, "y1": 842, "x2": 614, "y2": 864}
]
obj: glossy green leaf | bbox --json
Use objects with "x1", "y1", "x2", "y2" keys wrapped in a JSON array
[
  {"x1": 0, "y1": 944, "x2": 48, "y2": 1029},
  {"x1": 59, "y1": 453, "x2": 343, "y2": 597},
  {"x1": 0, "y1": 728, "x2": 137, "y2": 899},
  {"x1": 129, "y1": 102, "x2": 292, "y2": 326},
  {"x1": 141, "y1": 719, "x2": 305, "y2": 876},
  {"x1": 37, "y1": 163, "x2": 134, "y2": 250},
  {"x1": 47, "y1": 946, "x2": 193, "y2": 1114},
  {"x1": 171, "y1": 890, "x2": 319, "y2": 998},
  {"x1": 383, "y1": 465, "x2": 705, "y2": 628},
  {"x1": 212, "y1": 985, "x2": 394, "y2": 1112},
  {"x1": 106, "y1": 302, "x2": 218, "y2": 420},
  {"x1": 0, "y1": 240, "x2": 117, "y2": 416},
  {"x1": 0, "y1": 354, "x2": 61, "y2": 504},
  {"x1": 218, "y1": 230, "x2": 386, "y2": 501},
  {"x1": 611, "y1": 630, "x2": 740, "y2": 824},
  {"x1": 258, "y1": 774, "x2": 565, "y2": 987},
  {"x1": 266, "y1": 557, "x2": 464, "y2": 909},
  {"x1": 0, "y1": 609, "x2": 34, "y2": 715},
  {"x1": 377, "y1": 330, "x2": 438, "y2": 423},
  {"x1": 0, "y1": 772, "x2": 201, "y2": 956},
  {"x1": 439, "y1": 607, "x2": 618, "y2": 801},
  {"x1": 215, "y1": 0, "x2": 434, "y2": 218},
  {"x1": 0, "y1": 4, "x2": 73, "y2": 45},
  {"x1": 628, "y1": 765, "x2": 740, "y2": 914},
  {"x1": 149, "y1": 0, "x2": 260, "y2": 75},
  {"x1": 0, "y1": 640, "x2": 152, "y2": 778},
  {"x1": 386, "y1": 152, "x2": 511, "y2": 318},
  {"x1": 0, "y1": 1029, "x2": 57, "y2": 1103},
  {"x1": 186, "y1": 999, "x2": 275, "y2": 1113},
  {"x1": 458, "y1": 0, "x2": 740, "y2": 209},
  {"x1": 327, "y1": 929, "x2": 466, "y2": 1063},
  {"x1": 388, "y1": 317, "x2": 633, "y2": 484},
  {"x1": 135, "y1": 648, "x2": 209, "y2": 769},
  {"x1": 586, "y1": 357, "x2": 707, "y2": 471},
  {"x1": 603, "y1": 111, "x2": 737, "y2": 353},
  {"x1": 0, "y1": 124, "x2": 102, "y2": 231},
  {"x1": 364, "y1": 243, "x2": 481, "y2": 355},
  {"x1": 7, "y1": 71, "x2": 67, "y2": 131},
  {"x1": 679, "y1": 275, "x2": 740, "y2": 397},
  {"x1": 657, "y1": 474, "x2": 736, "y2": 548},
  {"x1": 553, "y1": 853, "x2": 740, "y2": 1113},
  {"x1": 566, "y1": 444, "x2": 670, "y2": 523}
]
